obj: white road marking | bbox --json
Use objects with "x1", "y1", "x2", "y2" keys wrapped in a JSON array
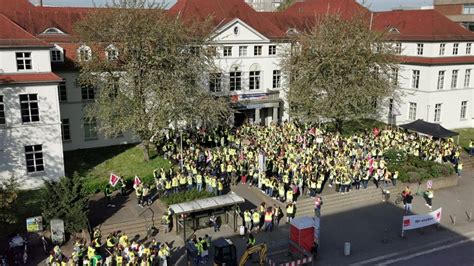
[
  {"x1": 376, "y1": 237, "x2": 474, "y2": 266},
  {"x1": 351, "y1": 230, "x2": 474, "y2": 266}
]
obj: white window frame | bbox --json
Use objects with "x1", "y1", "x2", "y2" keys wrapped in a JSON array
[
  {"x1": 460, "y1": 101, "x2": 468, "y2": 120},
  {"x1": 465, "y1": 69, "x2": 471, "y2": 88},
  {"x1": 0, "y1": 95, "x2": 5, "y2": 125},
  {"x1": 451, "y1": 69, "x2": 459, "y2": 88},
  {"x1": 412, "y1": 70, "x2": 420, "y2": 89},
  {"x1": 239, "y1": 46, "x2": 247, "y2": 57},
  {"x1": 223, "y1": 46, "x2": 232, "y2": 57},
  {"x1": 84, "y1": 119, "x2": 98, "y2": 141},
  {"x1": 229, "y1": 71, "x2": 242, "y2": 91},
  {"x1": 77, "y1": 45, "x2": 92, "y2": 62},
  {"x1": 467, "y1": 43, "x2": 472, "y2": 55},
  {"x1": 106, "y1": 45, "x2": 118, "y2": 61},
  {"x1": 273, "y1": 70, "x2": 281, "y2": 89},
  {"x1": 209, "y1": 73, "x2": 222, "y2": 92},
  {"x1": 269, "y1": 45, "x2": 277, "y2": 55},
  {"x1": 437, "y1": 70, "x2": 445, "y2": 90},
  {"x1": 20, "y1": 94, "x2": 39, "y2": 123},
  {"x1": 463, "y1": 4, "x2": 474, "y2": 14},
  {"x1": 453, "y1": 43, "x2": 459, "y2": 55},
  {"x1": 58, "y1": 81, "x2": 67, "y2": 102},
  {"x1": 81, "y1": 84, "x2": 95, "y2": 101},
  {"x1": 249, "y1": 71, "x2": 260, "y2": 90},
  {"x1": 25, "y1": 144, "x2": 44, "y2": 173},
  {"x1": 417, "y1": 43, "x2": 423, "y2": 55},
  {"x1": 16, "y1": 52, "x2": 32, "y2": 70},
  {"x1": 254, "y1": 45, "x2": 262, "y2": 56},
  {"x1": 439, "y1": 43, "x2": 445, "y2": 56},
  {"x1": 62, "y1": 118, "x2": 71, "y2": 141},
  {"x1": 434, "y1": 103, "x2": 442, "y2": 122},
  {"x1": 394, "y1": 42, "x2": 402, "y2": 54},
  {"x1": 408, "y1": 102, "x2": 417, "y2": 120}
]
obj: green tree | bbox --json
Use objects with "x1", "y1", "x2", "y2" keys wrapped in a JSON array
[
  {"x1": 0, "y1": 175, "x2": 19, "y2": 225},
  {"x1": 41, "y1": 173, "x2": 89, "y2": 235},
  {"x1": 74, "y1": 0, "x2": 231, "y2": 161},
  {"x1": 282, "y1": 14, "x2": 399, "y2": 131}
]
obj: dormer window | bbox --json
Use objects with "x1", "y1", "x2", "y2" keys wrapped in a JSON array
[
  {"x1": 41, "y1": 27, "x2": 66, "y2": 35},
  {"x1": 51, "y1": 44, "x2": 64, "y2": 63},
  {"x1": 286, "y1": 28, "x2": 299, "y2": 36},
  {"x1": 106, "y1": 45, "x2": 118, "y2": 61},
  {"x1": 77, "y1": 45, "x2": 92, "y2": 62},
  {"x1": 388, "y1": 27, "x2": 400, "y2": 34}
]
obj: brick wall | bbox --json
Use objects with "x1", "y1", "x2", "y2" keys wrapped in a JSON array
[{"x1": 434, "y1": 4, "x2": 463, "y2": 16}]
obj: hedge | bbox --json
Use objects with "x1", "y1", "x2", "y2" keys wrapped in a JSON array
[{"x1": 160, "y1": 190, "x2": 214, "y2": 206}]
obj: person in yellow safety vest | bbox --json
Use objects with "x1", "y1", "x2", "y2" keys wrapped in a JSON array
[
  {"x1": 263, "y1": 209, "x2": 274, "y2": 232},
  {"x1": 457, "y1": 161, "x2": 463, "y2": 177},
  {"x1": 252, "y1": 210, "x2": 260, "y2": 232},
  {"x1": 195, "y1": 174, "x2": 203, "y2": 192},
  {"x1": 118, "y1": 233, "x2": 128, "y2": 247},
  {"x1": 286, "y1": 202, "x2": 295, "y2": 224},
  {"x1": 115, "y1": 252, "x2": 123, "y2": 266},
  {"x1": 278, "y1": 184, "x2": 285, "y2": 202},
  {"x1": 243, "y1": 210, "x2": 252, "y2": 231},
  {"x1": 211, "y1": 177, "x2": 217, "y2": 194},
  {"x1": 93, "y1": 228, "x2": 101, "y2": 247},
  {"x1": 187, "y1": 175, "x2": 193, "y2": 190},
  {"x1": 179, "y1": 174, "x2": 186, "y2": 190},
  {"x1": 246, "y1": 234, "x2": 256, "y2": 249},
  {"x1": 424, "y1": 188, "x2": 434, "y2": 209},
  {"x1": 217, "y1": 180, "x2": 224, "y2": 196},
  {"x1": 106, "y1": 233, "x2": 116, "y2": 251},
  {"x1": 309, "y1": 179, "x2": 317, "y2": 197},
  {"x1": 286, "y1": 189, "x2": 294, "y2": 203},
  {"x1": 392, "y1": 171, "x2": 399, "y2": 186},
  {"x1": 172, "y1": 176, "x2": 179, "y2": 193},
  {"x1": 87, "y1": 245, "x2": 96, "y2": 260},
  {"x1": 165, "y1": 179, "x2": 172, "y2": 196},
  {"x1": 469, "y1": 140, "x2": 474, "y2": 156}
]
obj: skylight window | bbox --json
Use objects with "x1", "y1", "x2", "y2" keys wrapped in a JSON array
[{"x1": 41, "y1": 28, "x2": 66, "y2": 35}]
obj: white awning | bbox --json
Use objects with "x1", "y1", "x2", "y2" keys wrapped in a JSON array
[{"x1": 169, "y1": 193, "x2": 245, "y2": 215}]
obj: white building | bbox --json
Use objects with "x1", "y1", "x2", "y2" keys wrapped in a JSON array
[{"x1": 1, "y1": 0, "x2": 474, "y2": 187}]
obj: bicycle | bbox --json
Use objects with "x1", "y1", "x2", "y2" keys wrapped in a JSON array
[{"x1": 394, "y1": 192, "x2": 404, "y2": 205}]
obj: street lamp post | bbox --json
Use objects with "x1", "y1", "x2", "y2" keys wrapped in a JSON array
[{"x1": 179, "y1": 129, "x2": 183, "y2": 171}]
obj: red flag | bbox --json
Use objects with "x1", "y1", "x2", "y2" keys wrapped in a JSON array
[
  {"x1": 308, "y1": 127, "x2": 317, "y2": 136},
  {"x1": 297, "y1": 135, "x2": 304, "y2": 143},
  {"x1": 133, "y1": 175, "x2": 142, "y2": 188},
  {"x1": 373, "y1": 127, "x2": 380, "y2": 137},
  {"x1": 109, "y1": 173, "x2": 120, "y2": 187},
  {"x1": 239, "y1": 152, "x2": 244, "y2": 161}
]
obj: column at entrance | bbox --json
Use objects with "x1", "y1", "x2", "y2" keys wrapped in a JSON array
[
  {"x1": 255, "y1": 108, "x2": 261, "y2": 125},
  {"x1": 273, "y1": 107, "x2": 279, "y2": 123}
]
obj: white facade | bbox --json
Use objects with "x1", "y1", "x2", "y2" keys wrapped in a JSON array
[{"x1": 0, "y1": 48, "x2": 65, "y2": 188}]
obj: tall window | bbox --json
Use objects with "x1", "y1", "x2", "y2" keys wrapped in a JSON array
[
  {"x1": 467, "y1": 43, "x2": 472, "y2": 55},
  {"x1": 465, "y1": 69, "x2": 471, "y2": 87},
  {"x1": 249, "y1": 71, "x2": 260, "y2": 90},
  {"x1": 229, "y1": 71, "x2": 241, "y2": 91},
  {"x1": 0, "y1": 95, "x2": 5, "y2": 125},
  {"x1": 16, "y1": 52, "x2": 32, "y2": 70},
  {"x1": 412, "y1": 70, "x2": 420, "y2": 89},
  {"x1": 106, "y1": 46, "x2": 118, "y2": 61},
  {"x1": 417, "y1": 43, "x2": 423, "y2": 55},
  {"x1": 451, "y1": 70, "x2": 459, "y2": 88},
  {"x1": 269, "y1": 45, "x2": 277, "y2": 55},
  {"x1": 453, "y1": 43, "x2": 459, "y2": 55},
  {"x1": 84, "y1": 119, "x2": 98, "y2": 140},
  {"x1": 439, "y1": 43, "x2": 446, "y2": 55},
  {"x1": 409, "y1": 102, "x2": 417, "y2": 120},
  {"x1": 437, "y1": 70, "x2": 445, "y2": 90},
  {"x1": 239, "y1": 46, "x2": 247, "y2": 57},
  {"x1": 61, "y1": 119, "x2": 71, "y2": 141},
  {"x1": 391, "y1": 68, "x2": 399, "y2": 85},
  {"x1": 273, "y1": 70, "x2": 281, "y2": 89},
  {"x1": 51, "y1": 49, "x2": 63, "y2": 62},
  {"x1": 58, "y1": 81, "x2": 67, "y2": 102},
  {"x1": 223, "y1": 46, "x2": 232, "y2": 57},
  {"x1": 395, "y1": 42, "x2": 401, "y2": 54},
  {"x1": 434, "y1": 103, "x2": 442, "y2": 122},
  {"x1": 20, "y1": 94, "x2": 39, "y2": 123},
  {"x1": 25, "y1": 145, "x2": 44, "y2": 173},
  {"x1": 209, "y1": 73, "x2": 222, "y2": 92},
  {"x1": 81, "y1": 84, "x2": 95, "y2": 100},
  {"x1": 77, "y1": 45, "x2": 91, "y2": 62},
  {"x1": 254, "y1": 46, "x2": 262, "y2": 56},
  {"x1": 461, "y1": 101, "x2": 468, "y2": 119}
]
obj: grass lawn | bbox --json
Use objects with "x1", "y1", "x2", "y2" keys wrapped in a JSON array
[
  {"x1": 454, "y1": 128, "x2": 474, "y2": 151},
  {"x1": 64, "y1": 144, "x2": 171, "y2": 194}
]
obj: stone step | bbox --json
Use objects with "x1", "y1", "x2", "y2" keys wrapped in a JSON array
[{"x1": 100, "y1": 219, "x2": 155, "y2": 237}]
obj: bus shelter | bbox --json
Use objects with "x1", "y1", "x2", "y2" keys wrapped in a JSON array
[{"x1": 169, "y1": 193, "x2": 245, "y2": 242}]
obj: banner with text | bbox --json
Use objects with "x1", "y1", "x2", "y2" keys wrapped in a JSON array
[{"x1": 402, "y1": 207, "x2": 442, "y2": 231}]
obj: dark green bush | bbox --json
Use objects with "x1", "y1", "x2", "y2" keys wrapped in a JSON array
[
  {"x1": 160, "y1": 190, "x2": 214, "y2": 206},
  {"x1": 384, "y1": 149, "x2": 407, "y2": 165}
]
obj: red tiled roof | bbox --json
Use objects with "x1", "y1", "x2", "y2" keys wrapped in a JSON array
[
  {"x1": 0, "y1": 72, "x2": 63, "y2": 84},
  {"x1": 373, "y1": 9, "x2": 474, "y2": 41},
  {"x1": 399, "y1": 56, "x2": 474, "y2": 66},
  {"x1": 169, "y1": 0, "x2": 286, "y2": 39},
  {"x1": 0, "y1": 14, "x2": 50, "y2": 47},
  {"x1": 284, "y1": 0, "x2": 370, "y2": 19}
]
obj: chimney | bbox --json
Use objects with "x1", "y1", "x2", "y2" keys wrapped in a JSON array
[{"x1": 39, "y1": 0, "x2": 43, "y2": 6}]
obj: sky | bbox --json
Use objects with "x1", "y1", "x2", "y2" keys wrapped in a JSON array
[{"x1": 41, "y1": 0, "x2": 434, "y2": 11}]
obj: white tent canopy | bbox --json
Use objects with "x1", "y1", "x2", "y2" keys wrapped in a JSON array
[{"x1": 169, "y1": 193, "x2": 245, "y2": 215}]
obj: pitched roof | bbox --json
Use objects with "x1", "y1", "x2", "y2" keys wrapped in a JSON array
[
  {"x1": 0, "y1": 13, "x2": 50, "y2": 47},
  {"x1": 0, "y1": 72, "x2": 62, "y2": 84},
  {"x1": 373, "y1": 9, "x2": 474, "y2": 41},
  {"x1": 169, "y1": 0, "x2": 286, "y2": 39},
  {"x1": 399, "y1": 56, "x2": 474, "y2": 66},
  {"x1": 284, "y1": 0, "x2": 370, "y2": 19}
]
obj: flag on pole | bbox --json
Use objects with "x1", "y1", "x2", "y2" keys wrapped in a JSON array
[
  {"x1": 373, "y1": 127, "x2": 380, "y2": 137},
  {"x1": 308, "y1": 127, "x2": 317, "y2": 136},
  {"x1": 206, "y1": 150, "x2": 212, "y2": 163},
  {"x1": 133, "y1": 175, "x2": 142, "y2": 189},
  {"x1": 109, "y1": 173, "x2": 120, "y2": 187},
  {"x1": 297, "y1": 135, "x2": 304, "y2": 143}
]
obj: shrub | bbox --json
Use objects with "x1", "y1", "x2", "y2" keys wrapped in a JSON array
[
  {"x1": 384, "y1": 149, "x2": 407, "y2": 165},
  {"x1": 161, "y1": 190, "x2": 214, "y2": 206}
]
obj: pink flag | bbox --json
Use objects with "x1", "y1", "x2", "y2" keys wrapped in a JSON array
[
  {"x1": 206, "y1": 150, "x2": 212, "y2": 163},
  {"x1": 109, "y1": 173, "x2": 120, "y2": 187},
  {"x1": 297, "y1": 135, "x2": 304, "y2": 143},
  {"x1": 308, "y1": 127, "x2": 317, "y2": 136},
  {"x1": 133, "y1": 175, "x2": 142, "y2": 188}
]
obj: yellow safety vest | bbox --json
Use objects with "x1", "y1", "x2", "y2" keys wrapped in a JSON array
[
  {"x1": 218, "y1": 181, "x2": 223, "y2": 191},
  {"x1": 287, "y1": 205, "x2": 294, "y2": 214},
  {"x1": 264, "y1": 212, "x2": 272, "y2": 222},
  {"x1": 252, "y1": 212, "x2": 260, "y2": 223},
  {"x1": 196, "y1": 175, "x2": 202, "y2": 184},
  {"x1": 244, "y1": 212, "x2": 251, "y2": 222},
  {"x1": 116, "y1": 256, "x2": 123, "y2": 266}
]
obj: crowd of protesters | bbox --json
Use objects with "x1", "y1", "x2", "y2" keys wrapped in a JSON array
[{"x1": 152, "y1": 121, "x2": 461, "y2": 203}]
